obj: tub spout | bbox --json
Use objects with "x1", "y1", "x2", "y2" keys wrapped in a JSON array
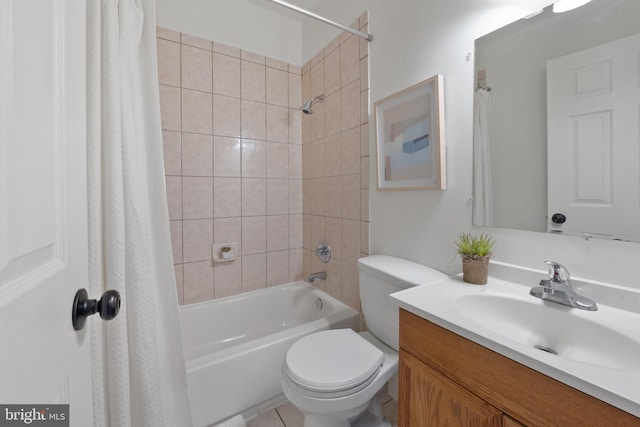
[{"x1": 308, "y1": 272, "x2": 326, "y2": 283}]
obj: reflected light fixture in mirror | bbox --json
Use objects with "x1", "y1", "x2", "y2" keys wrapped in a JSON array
[{"x1": 553, "y1": 0, "x2": 593, "y2": 13}]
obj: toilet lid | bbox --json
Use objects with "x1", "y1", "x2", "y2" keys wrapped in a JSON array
[{"x1": 284, "y1": 329, "x2": 384, "y2": 394}]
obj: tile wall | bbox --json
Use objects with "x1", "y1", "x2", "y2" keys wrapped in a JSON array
[
  {"x1": 156, "y1": 27, "x2": 303, "y2": 305},
  {"x1": 301, "y1": 13, "x2": 370, "y2": 311}
]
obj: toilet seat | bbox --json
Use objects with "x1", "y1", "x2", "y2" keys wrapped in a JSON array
[{"x1": 283, "y1": 329, "x2": 384, "y2": 398}]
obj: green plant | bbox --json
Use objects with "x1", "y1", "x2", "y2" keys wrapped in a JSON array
[{"x1": 455, "y1": 232, "x2": 494, "y2": 259}]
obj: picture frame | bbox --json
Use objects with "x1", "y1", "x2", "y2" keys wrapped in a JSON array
[{"x1": 374, "y1": 75, "x2": 446, "y2": 190}]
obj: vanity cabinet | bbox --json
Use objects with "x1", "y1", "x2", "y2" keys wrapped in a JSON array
[{"x1": 398, "y1": 309, "x2": 639, "y2": 427}]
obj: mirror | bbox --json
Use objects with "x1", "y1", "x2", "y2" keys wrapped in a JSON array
[{"x1": 473, "y1": 0, "x2": 640, "y2": 241}]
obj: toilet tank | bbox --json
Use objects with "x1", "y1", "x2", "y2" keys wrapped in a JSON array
[{"x1": 358, "y1": 255, "x2": 446, "y2": 351}]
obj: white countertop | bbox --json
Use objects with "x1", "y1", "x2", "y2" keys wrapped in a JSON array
[{"x1": 390, "y1": 266, "x2": 640, "y2": 418}]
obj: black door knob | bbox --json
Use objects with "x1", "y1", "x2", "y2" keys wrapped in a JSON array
[
  {"x1": 72, "y1": 288, "x2": 121, "y2": 331},
  {"x1": 551, "y1": 213, "x2": 567, "y2": 224}
]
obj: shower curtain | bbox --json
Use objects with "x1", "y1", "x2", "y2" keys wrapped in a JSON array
[
  {"x1": 473, "y1": 89, "x2": 493, "y2": 227},
  {"x1": 86, "y1": 1, "x2": 192, "y2": 426}
]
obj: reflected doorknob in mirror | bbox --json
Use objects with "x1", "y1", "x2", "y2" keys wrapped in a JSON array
[
  {"x1": 72, "y1": 288, "x2": 121, "y2": 331},
  {"x1": 551, "y1": 213, "x2": 567, "y2": 224}
]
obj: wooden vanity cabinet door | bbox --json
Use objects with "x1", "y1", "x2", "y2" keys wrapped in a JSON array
[
  {"x1": 503, "y1": 415, "x2": 526, "y2": 427},
  {"x1": 399, "y1": 350, "x2": 502, "y2": 427}
]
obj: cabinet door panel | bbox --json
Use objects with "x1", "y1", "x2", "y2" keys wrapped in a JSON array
[{"x1": 400, "y1": 350, "x2": 501, "y2": 427}]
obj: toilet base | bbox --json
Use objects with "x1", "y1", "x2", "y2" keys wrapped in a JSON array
[{"x1": 302, "y1": 389, "x2": 391, "y2": 427}]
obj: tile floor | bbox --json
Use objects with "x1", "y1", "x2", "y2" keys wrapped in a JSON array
[{"x1": 246, "y1": 397, "x2": 398, "y2": 427}]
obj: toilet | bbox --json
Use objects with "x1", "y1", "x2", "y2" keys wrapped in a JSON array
[{"x1": 281, "y1": 255, "x2": 446, "y2": 427}]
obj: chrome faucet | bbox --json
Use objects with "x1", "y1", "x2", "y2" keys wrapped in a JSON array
[
  {"x1": 308, "y1": 271, "x2": 326, "y2": 283},
  {"x1": 529, "y1": 261, "x2": 598, "y2": 311}
]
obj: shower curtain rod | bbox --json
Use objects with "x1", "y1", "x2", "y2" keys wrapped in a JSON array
[{"x1": 270, "y1": 0, "x2": 373, "y2": 41}]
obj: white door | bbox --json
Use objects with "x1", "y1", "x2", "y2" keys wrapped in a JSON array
[
  {"x1": 0, "y1": 0, "x2": 93, "y2": 425},
  {"x1": 547, "y1": 33, "x2": 640, "y2": 241}
]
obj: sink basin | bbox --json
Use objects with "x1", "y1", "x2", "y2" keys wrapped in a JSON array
[{"x1": 454, "y1": 294, "x2": 640, "y2": 371}]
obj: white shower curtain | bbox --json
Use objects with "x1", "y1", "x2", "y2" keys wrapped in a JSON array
[
  {"x1": 473, "y1": 89, "x2": 493, "y2": 227},
  {"x1": 86, "y1": 1, "x2": 192, "y2": 426}
]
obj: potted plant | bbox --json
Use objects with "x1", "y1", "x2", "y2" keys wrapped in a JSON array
[
  {"x1": 455, "y1": 232, "x2": 494, "y2": 285},
  {"x1": 220, "y1": 246, "x2": 233, "y2": 260}
]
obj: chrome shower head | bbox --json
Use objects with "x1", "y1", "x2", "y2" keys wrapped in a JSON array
[{"x1": 301, "y1": 95, "x2": 325, "y2": 114}]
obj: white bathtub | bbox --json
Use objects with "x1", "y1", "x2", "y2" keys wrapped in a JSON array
[{"x1": 180, "y1": 281, "x2": 360, "y2": 427}]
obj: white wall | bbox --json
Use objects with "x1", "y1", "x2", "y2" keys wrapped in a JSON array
[
  {"x1": 155, "y1": 0, "x2": 303, "y2": 65},
  {"x1": 303, "y1": 0, "x2": 640, "y2": 289}
]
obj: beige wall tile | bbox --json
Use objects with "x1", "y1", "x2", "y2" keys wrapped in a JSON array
[
  {"x1": 324, "y1": 176, "x2": 342, "y2": 218},
  {"x1": 309, "y1": 100, "x2": 325, "y2": 141},
  {"x1": 289, "y1": 64, "x2": 302, "y2": 75},
  {"x1": 182, "y1": 219, "x2": 213, "y2": 262},
  {"x1": 341, "y1": 219, "x2": 361, "y2": 265},
  {"x1": 266, "y1": 142, "x2": 289, "y2": 179},
  {"x1": 324, "y1": 134, "x2": 342, "y2": 177},
  {"x1": 310, "y1": 140, "x2": 325, "y2": 178},
  {"x1": 182, "y1": 177, "x2": 213, "y2": 219},
  {"x1": 241, "y1": 178, "x2": 266, "y2": 216},
  {"x1": 242, "y1": 216, "x2": 266, "y2": 255},
  {"x1": 182, "y1": 133, "x2": 212, "y2": 176},
  {"x1": 289, "y1": 179, "x2": 302, "y2": 214},
  {"x1": 182, "y1": 89, "x2": 212, "y2": 134},
  {"x1": 360, "y1": 25, "x2": 369, "y2": 60},
  {"x1": 289, "y1": 109, "x2": 302, "y2": 144},
  {"x1": 241, "y1": 50, "x2": 266, "y2": 65},
  {"x1": 341, "y1": 261, "x2": 360, "y2": 311},
  {"x1": 289, "y1": 73, "x2": 302, "y2": 108},
  {"x1": 165, "y1": 176, "x2": 182, "y2": 220},
  {"x1": 182, "y1": 45, "x2": 212, "y2": 92},
  {"x1": 302, "y1": 214, "x2": 312, "y2": 250},
  {"x1": 361, "y1": 189, "x2": 369, "y2": 222},
  {"x1": 324, "y1": 48, "x2": 341, "y2": 96},
  {"x1": 340, "y1": 36, "x2": 360, "y2": 87},
  {"x1": 159, "y1": 85, "x2": 181, "y2": 131},
  {"x1": 266, "y1": 105, "x2": 289, "y2": 143},
  {"x1": 309, "y1": 63, "x2": 325, "y2": 101},
  {"x1": 162, "y1": 131, "x2": 181, "y2": 176},
  {"x1": 156, "y1": 26, "x2": 180, "y2": 43},
  {"x1": 361, "y1": 156, "x2": 370, "y2": 189},
  {"x1": 324, "y1": 35, "x2": 340, "y2": 58},
  {"x1": 310, "y1": 215, "x2": 325, "y2": 248},
  {"x1": 181, "y1": 33, "x2": 212, "y2": 50},
  {"x1": 267, "y1": 178, "x2": 289, "y2": 215},
  {"x1": 214, "y1": 257, "x2": 242, "y2": 298},
  {"x1": 309, "y1": 49, "x2": 324, "y2": 69},
  {"x1": 361, "y1": 89, "x2": 369, "y2": 125},
  {"x1": 241, "y1": 60, "x2": 266, "y2": 102},
  {"x1": 212, "y1": 53, "x2": 240, "y2": 97},
  {"x1": 302, "y1": 180, "x2": 311, "y2": 214},
  {"x1": 310, "y1": 178, "x2": 326, "y2": 216},
  {"x1": 324, "y1": 92, "x2": 341, "y2": 136},
  {"x1": 341, "y1": 127, "x2": 361, "y2": 175},
  {"x1": 267, "y1": 250, "x2": 289, "y2": 287},
  {"x1": 213, "y1": 95, "x2": 241, "y2": 137},
  {"x1": 341, "y1": 80, "x2": 360, "y2": 131},
  {"x1": 183, "y1": 261, "x2": 214, "y2": 304},
  {"x1": 213, "y1": 136, "x2": 241, "y2": 177},
  {"x1": 359, "y1": 11, "x2": 368, "y2": 29},
  {"x1": 242, "y1": 253, "x2": 267, "y2": 292},
  {"x1": 213, "y1": 42, "x2": 240, "y2": 58},
  {"x1": 289, "y1": 248, "x2": 303, "y2": 282},
  {"x1": 170, "y1": 220, "x2": 183, "y2": 264},
  {"x1": 266, "y1": 57, "x2": 288, "y2": 71},
  {"x1": 289, "y1": 144, "x2": 302, "y2": 179},
  {"x1": 360, "y1": 123, "x2": 370, "y2": 157},
  {"x1": 267, "y1": 215, "x2": 289, "y2": 252},
  {"x1": 361, "y1": 220, "x2": 369, "y2": 254},
  {"x1": 157, "y1": 39, "x2": 180, "y2": 87},
  {"x1": 302, "y1": 248, "x2": 312, "y2": 280},
  {"x1": 213, "y1": 177, "x2": 241, "y2": 218},
  {"x1": 342, "y1": 174, "x2": 361, "y2": 221},
  {"x1": 324, "y1": 217, "x2": 342, "y2": 260},
  {"x1": 241, "y1": 100, "x2": 266, "y2": 140},
  {"x1": 302, "y1": 145, "x2": 312, "y2": 179},
  {"x1": 289, "y1": 214, "x2": 302, "y2": 249},
  {"x1": 311, "y1": 256, "x2": 327, "y2": 291},
  {"x1": 241, "y1": 139, "x2": 266, "y2": 178},
  {"x1": 360, "y1": 57, "x2": 369, "y2": 91},
  {"x1": 266, "y1": 67, "x2": 289, "y2": 107},
  {"x1": 301, "y1": 71, "x2": 310, "y2": 109},
  {"x1": 325, "y1": 258, "x2": 342, "y2": 300},
  {"x1": 214, "y1": 217, "x2": 242, "y2": 250}
]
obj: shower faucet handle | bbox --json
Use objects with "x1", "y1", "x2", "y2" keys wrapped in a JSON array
[{"x1": 314, "y1": 240, "x2": 331, "y2": 264}]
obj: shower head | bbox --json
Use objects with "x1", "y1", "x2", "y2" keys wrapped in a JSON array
[{"x1": 301, "y1": 95, "x2": 325, "y2": 114}]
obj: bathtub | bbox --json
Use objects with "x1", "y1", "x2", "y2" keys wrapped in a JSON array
[{"x1": 180, "y1": 281, "x2": 360, "y2": 427}]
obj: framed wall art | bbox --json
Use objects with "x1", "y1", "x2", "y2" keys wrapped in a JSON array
[{"x1": 374, "y1": 75, "x2": 446, "y2": 190}]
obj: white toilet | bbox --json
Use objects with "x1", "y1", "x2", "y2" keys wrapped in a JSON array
[{"x1": 281, "y1": 255, "x2": 446, "y2": 427}]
